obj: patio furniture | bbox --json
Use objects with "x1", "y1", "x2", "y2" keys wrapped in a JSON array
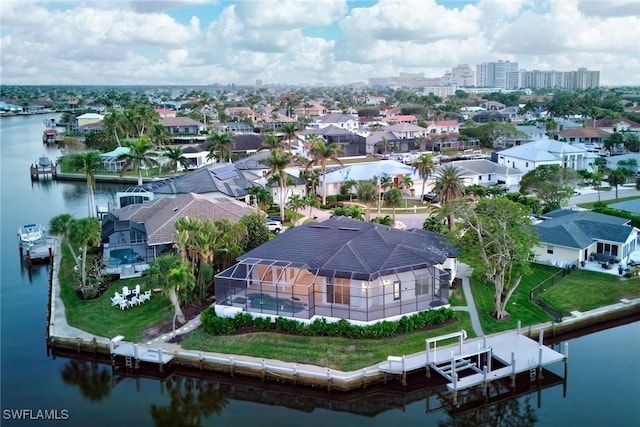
[
  {"x1": 118, "y1": 300, "x2": 128, "y2": 310},
  {"x1": 134, "y1": 284, "x2": 141, "y2": 296}
]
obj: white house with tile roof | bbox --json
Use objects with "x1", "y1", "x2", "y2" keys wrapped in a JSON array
[{"x1": 494, "y1": 139, "x2": 591, "y2": 173}]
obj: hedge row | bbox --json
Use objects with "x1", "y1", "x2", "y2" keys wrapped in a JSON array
[
  {"x1": 592, "y1": 204, "x2": 640, "y2": 228},
  {"x1": 200, "y1": 307, "x2": 456, "y2": 339}
]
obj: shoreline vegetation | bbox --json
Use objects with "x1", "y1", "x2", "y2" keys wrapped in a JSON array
[{"x1": 55, "y1": 239, "x2": 640, "y2": 371}]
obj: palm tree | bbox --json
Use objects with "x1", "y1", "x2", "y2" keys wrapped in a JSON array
[
  {"x1": 287, "y1": 194, "x2": 306, "y2": 217},
  {"x1": 591, "y1": 171, "x2": 604, "y2": 201},
  {"x1": 163, "y1": 147, "x2": 190, "y2": 173},
  {"x1": 206, "y1": 131, "x2": 235, "y2": 163},
  {"x1": 116, "y1": 135, "x2": 159, "y2": 185},
  {"x1": 306, "y1": 140, "x2": 344, "y2": 205},
  {"x1": 102, "y1": 108, "x2": 129, "y2": 146},
  {"x1": 608, "y1": 169, "x2": 627, "y2": 199},
  {"x1": 434, "y1": 165, "x2": 466, "y2": 231},
  {"x1": 412, "y1": 154, "x2": 435, "y2": 199},
  {"x1": 49, "y1": 213, "x2": 80, "y2": 266},
  {"x1": 72, "y1": 151, "x2": 102, "y2": 218},
  {"x1": 347, "y1": 205, "x2": 366, "y2": 221},
  {"x1": 400, "y1": 175, "x2": 414, "y2": 196},
  {"x1": 161, "y1": 256, "x2": 195, "y2": 325},
  {"x1": 384, "y1": 187, "x2": 403, "y2": 224},
  {"x1": 300, "y1": 169, "x2": 320, "y2": 195},
  {"x1": 280, "y1": 123, "x2": 297, "y2": 152},
  {"x1": 357, "y1": 181, "x2": 377, "y2": 221},
  {"x1": 261, "y1": 150, "x2": 294, "y2": 222},
  {"x1": 68, "y1": 217, "x2": 101, "y2": 291},
  {"x1": 258, "y1": 134, "x2": 284, "y2": 152},
  {"x1": 148, "y1": 123, "x2": 172, "y2": 148}
]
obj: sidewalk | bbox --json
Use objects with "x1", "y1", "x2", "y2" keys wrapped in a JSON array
[{"x1": 452, "y1": 262, "x2": 484, "y2": 337}]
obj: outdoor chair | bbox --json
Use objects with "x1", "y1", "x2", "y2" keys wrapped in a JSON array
[
  {"x1": 134, "y1": 284, "x2": 141, "y2": 296},
  {"x1": 129, "y1": 296, "x2": 140, "y2": 307},
  {"x1": 122, "y1": 286, "x2": 130, "y2": 297},
  {"x1": 118, "y1": 300, "x2": 128, "y2": 310},
  {"x1": 140, "y1": 290, "x2": 151, "y2": 303},
  {"x1": 110, "y1": 294, "x2": 123, "y2": 306}
]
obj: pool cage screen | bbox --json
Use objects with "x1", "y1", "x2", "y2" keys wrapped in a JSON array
[{"x1": 214, "y1": 257, "x2": 451, "y2": 322}]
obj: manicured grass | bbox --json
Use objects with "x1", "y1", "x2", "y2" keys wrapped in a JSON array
[
  {"x1": 469, "y1": 263, "x2": 559, "y2": 335},
  {"x1": 577, "y1": 194, "x2": 640, "y2": 210},
  {"x1": 327, "y1": 155, "x2": 380, "y2": 165},
  {"x1": 182, "y1": 311, "x2": 474, "y2": 371},
  {"x1": 539, "y1": 270, "x2": 640, "y2": 316},
  {"x1": 58, "y1": 244, "x2": 172, "y2": 341}
]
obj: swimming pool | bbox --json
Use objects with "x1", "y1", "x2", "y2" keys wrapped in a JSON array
[
  {"x1": 109, "y1": 248, "x2": 144, "y2": 266},
  {"x1": 234, "y1": 293, "x2": 307, "y2": 313}
]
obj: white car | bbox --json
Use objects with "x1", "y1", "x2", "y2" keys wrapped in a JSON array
[{"x1": 266, "y1": 220, "x2": 283, "y2": 234}]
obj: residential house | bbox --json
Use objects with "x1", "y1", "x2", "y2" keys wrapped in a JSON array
[
  {"x1": 532, "y1": 209, "x2": 638, "y2": 268},
  {"x1": 494, "y1": 139, "x2": 590, "y2": 173},
  {"x1": 101, "y1": 193, "x2": 256, "y2": 275},
  {"x1": 606, "y1": 153, "x2": 640, "y2": 175},
  {"x1": 497, "y1": 125, "x2": 548, "y2": 148},
  {"x1": 73, "y1": 113, "x2": 104, "y2": 135},
  {"x1": 383, "y1": 115, "x2": 417, "y2": 125},
  {"x1": 293, "y1": 101, "x2": 327, "y2": 118},
  {"x1": 311, "y1": 113, "x2": 360, "y2": 132},
  {"x1": 441, "y1": 159, "x2": 523, "y2": 189},
  {"x1": 424, "y1": 120, "x2": 461, "y2": 134},
  {"x1": 498, "y1": 106, "x2": 523, "y2": 121},
  {"x1": 559, "y1": 128, "x2": 610, "y2": 145},
  {"x1": 99, "y1": 147, "x2": 129, "y2": 172},
  {"x1": 231, "y1": 133, "x2": 264, "y2": 156},
  {"x1": 591, "y1": 118, "x2": 640, "y2": 135},
  {"x1": 214, "y1": 216, "x2": 458, "y2": 323},
  {"x1": 181, "y1": 143, "x2": 216, "y2": 170},
  {"x1": 321, "y1": 160, "x2": 415, "y2": 198},
  {"x1": 155, "y1": 108, "x2": 177, "y2": 118},
  {"x1": 299, "y1": 126, "x2": 368, "y2": 157},
  {"x1": 480, "y1": 101, "x2": 506, "y2": 111},
  {"x1": 115, "y1": 163, "x2": 262, "y2": 209},
  {"x1": 221, "y1": 122, "x2": 253, "y2": 134},
  {"x1": 226, "y1": 107, "x2": 256, "y2": 123},
  {"x1": 471, "y1": 110, "x2": 508, "y2": 123},
  {"x1": 160, "y1": 117, "x2": 206, "y2": 143}
]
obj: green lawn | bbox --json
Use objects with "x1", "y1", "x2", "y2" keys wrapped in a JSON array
[
  {"x1": 469, "y1": 263, "x2": 560, "y2": 335},
  {"x1": 58, "y1": 244, "x2": 173, "y2": 341},
  {"x1": 577, "y1": 193, "x2": 638, "y2": 210},
  {"x1": 539, "y1": 270, "x2": 640, "y2": 316},
  {"x1": 182, "y1": 311, "x2": 474, "y2": 371}
]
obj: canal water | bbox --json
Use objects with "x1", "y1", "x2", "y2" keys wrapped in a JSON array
[{"x1": 1, "y1": 113, "x2": 639, "y2": 426}]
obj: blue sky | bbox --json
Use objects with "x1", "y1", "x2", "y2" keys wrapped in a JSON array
[{"x1": 0, "y1": 0, "x2": 638, "y2": 86}]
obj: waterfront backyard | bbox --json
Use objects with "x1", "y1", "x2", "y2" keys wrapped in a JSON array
[{"x1": 57, "y1": 239, "x2": 640, "y2": 370}]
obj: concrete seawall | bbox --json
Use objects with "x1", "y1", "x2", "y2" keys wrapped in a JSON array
[{"x1": 47, "y1": 237, "x2": 640, "y2": 391}]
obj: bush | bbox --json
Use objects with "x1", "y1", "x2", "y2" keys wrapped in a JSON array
[
  {"x1": 200, "y1": 307, "x2": 456, "y2": 339},
  {"x1": 326, "y1": 195, "x2": 338, "y2": 203}
]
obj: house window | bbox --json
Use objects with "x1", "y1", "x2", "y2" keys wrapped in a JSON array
[
  {"x1": 415, "y1": 273, "x2": 430, "y2": 296},
  {"x1": 327, "y1": 277, "x2": 350, "y2": 305},
  {"x1": 393, "y1": 281, "x2": 401, "y2": 300},
  {"x1": 547, "y1": 245, "x2": 554, "y2": 254},
  {"x1": 525, "y1": 162, "x2": 529, "y2": 167}
]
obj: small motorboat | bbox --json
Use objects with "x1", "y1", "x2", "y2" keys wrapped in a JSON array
[
  {"x1": 18, "y1": 223, "x2": 45, "y2": 248},
  {"x1": 38, "y1": 156, "x2": 52, "y2": 168}
]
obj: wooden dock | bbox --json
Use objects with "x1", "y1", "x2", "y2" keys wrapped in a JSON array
[
  {"x1": 30, "y1": 163, "x2": 57, "y2": 180},
  {"x1": 379, "y1": 326, "x2": 567, "y2": 404}
]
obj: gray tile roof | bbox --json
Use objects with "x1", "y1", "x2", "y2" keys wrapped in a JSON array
[
  {"x1": 149, "y1": 163, "x2": 260, "y2": 197},
  {"x1": 315, "y1": 113, "x2": 358, "y2": 124},
  {"x1": 114, "y1": 193, "x2": 256, "y2": 245},
  {"x1": 497, "y1": 139, "x2": 585, "y2": 161},
  {"x1": 536, "y1": 210, "x2": 633, "y2": 249},
  {"x1": 238, "y1": 217, "x2": 458, "y2": 278},
  {"x1": 441, "y1": 159, "x2": 520, "y2": 176}
]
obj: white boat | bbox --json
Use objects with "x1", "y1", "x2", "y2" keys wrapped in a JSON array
[{"x1": 18, "y1": 223, "x2": 45, "y2": 248}]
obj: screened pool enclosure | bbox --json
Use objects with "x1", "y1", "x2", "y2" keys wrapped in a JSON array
[{"x1": 215, "y1": 257, "x2": 451, "y2": 322}]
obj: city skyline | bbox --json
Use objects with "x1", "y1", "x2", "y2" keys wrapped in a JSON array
[{"x1": 1, "y1": 0, "x2": 639, "y2": 87}]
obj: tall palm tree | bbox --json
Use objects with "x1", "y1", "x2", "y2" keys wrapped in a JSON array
[
  {"x1": 608, "y1": 168, "x2": 627, "y2": 199},
  {"x1": 206, "y1": 131, "x2": 235, "y2": 163},
  {"x1": 116, "y1": 135, "x2": 159, "y2": 185},
  {"x1": 258, "y1": 134, "x2": 285, "y2": 152},
  {"x1": 306, "y1": 140, "x2": 344, "y2": 205},
  {"x1": 49, "y1": 213, "x2": 80, "y2": 266},
  {"x1": 287, "y1": 194, "x2": 306, "y2": 217},
  {"x1": 412, "y1": 154, "x2": 435, "y2": 199},
  {"x1": 148, "y1": 123, "x2": 172, "y2": 148},
  {"x1": 72, "y1": 151, "x2": 102, "y2": 218},
  {"x1": 69, "y1": 217, "x2": 101, "y2": 290},
  {"x1": 163, "y1": 147, "x2": 190, "y2": 173},
  {"x1": 357, "y1": 181, "x2": 377, "y2": 221},
  {"x1": 102, "y1": 108, "x2": 129, "y2": 146},
  {"x1": 300, "y1": 170, "x2": 320, "y2": 195},
  {"x1": 164, "y1": 257, "x2": 195, "y2": 325},
  {"x1": 280, "y1": 123, "x2": 297, "y2": 153},
  {"x1": 261, "y1": 150, "x2": 294, "y2": 222},
  {"x1": 384, "y1": 187, "x2": 403, "y2": 224},
  {"x1": 434, "y1": 165, "x2": 466, "y2": 231}
]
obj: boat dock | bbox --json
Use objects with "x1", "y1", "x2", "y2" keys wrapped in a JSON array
[
  {"x1": 109, "y1": 336, "x2": 175, "y2": 372},
  {"x1": 379, "y1": 326, "x2": 567, "y2": 404},
  {"x1": 30, "y1": 157, "x2": 57, "y2": 180}
]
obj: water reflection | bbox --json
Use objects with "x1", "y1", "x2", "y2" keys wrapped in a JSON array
[
  {"x1": 52, "y1": 349, "x2": 564, "y2": 425},
  {"x1": 60, "y1": 360, "x2": 112, "y2": 402},
  {"x1": 150, "y1": 377, "x2": 228, "y2": 427}
]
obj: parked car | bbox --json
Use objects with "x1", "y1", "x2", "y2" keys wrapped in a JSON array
[
  {"x1": 422, "y1": 193, "x2": 440, "y2": 203},
  {"x1": 267, "y1": 215, "x2": 283, "y2": 223},
  {"x1": 266, "y1": 220, "x2": 283, "y2": 234}
]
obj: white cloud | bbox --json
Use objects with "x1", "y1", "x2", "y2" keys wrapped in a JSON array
[{"x1": 0, "y1": 0, "x2": 638, "y2": 86}]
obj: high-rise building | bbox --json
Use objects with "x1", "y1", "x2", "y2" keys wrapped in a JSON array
[
  {"x1": 509, "y1": 68, "x2": 600, "y2": 90},
  {"x1": 476, "y1": 60, "x2": 518, "y2": 89},
  {"x1": 255, "y1": 79, "x2": 263, "y2": 88}
]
